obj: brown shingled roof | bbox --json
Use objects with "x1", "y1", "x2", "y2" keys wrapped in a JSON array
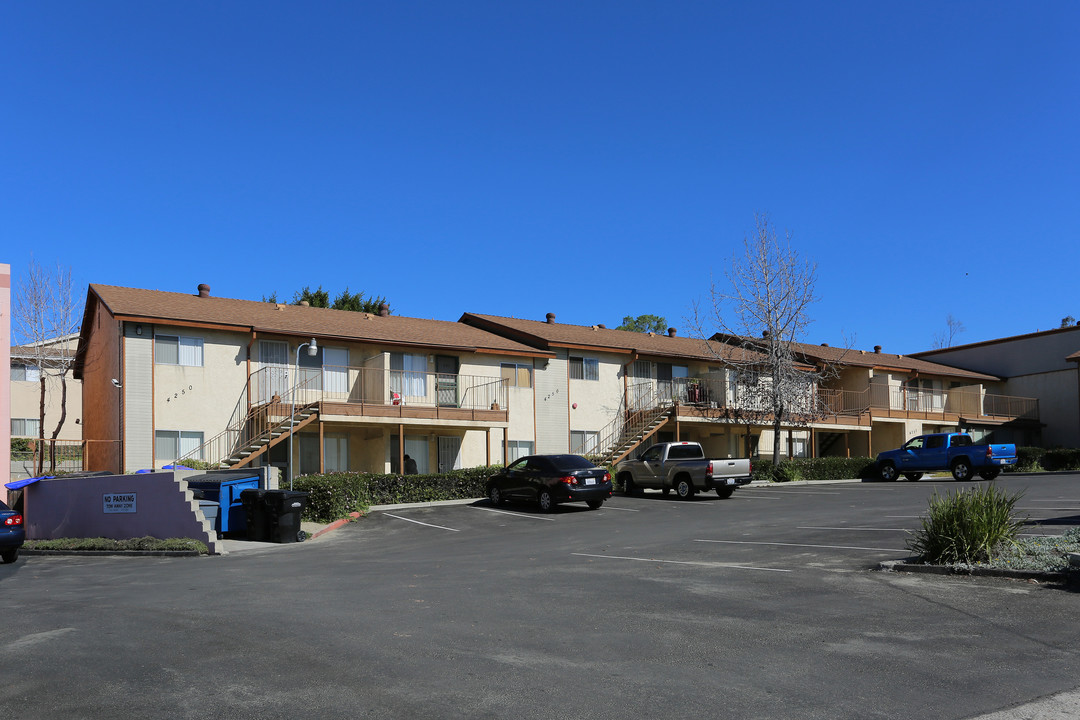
[
  {"x1": 755, "y1": 337, "x2": 1000, "y2": 382},
  {"x1": 460, "y1": 313, "x2": 766, "y2": 364},
  {"x1": 85, "y1": 284, "x2": 550, "y2": 357}
]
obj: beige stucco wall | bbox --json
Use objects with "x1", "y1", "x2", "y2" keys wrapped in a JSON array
[
  {"x1": 152, "y1": 326, "x2": 250, "y2": 464},
  {"x1": 567, "y1": 350, "x2": 626, "y2": 445},
  {"x1": 10, "y1": 371, "x2": 83, "y2": 441},
  {"x1": 1006, "y1": 369, "x2": 1078, "y2": 447}
]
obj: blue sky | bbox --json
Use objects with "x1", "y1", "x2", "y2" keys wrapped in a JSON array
[{"x1": 3, "y1": 2, "x2": 1078, "y2": 353}]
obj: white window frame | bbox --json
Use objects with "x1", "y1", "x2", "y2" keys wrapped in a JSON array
[
  {"x1": 500, "y1": 362, "x2": 532, "y2": 388},
  {"x1": 507, "y1": 440, "x2": 534, "y2": 463},
  {"x1": 155, "y1": 430, "x2": 205, "y2": 465},
  {"x1": 569, "y1": 356, "x2": 599, "y2": 381},
  {"x1": 12, "y1": 364, "x2": 41, "y2": 382},
  {"x1": 570, "y1": 430, "x2": 599, "y2": 455},
  {"x1": 11, "y1": 418, "x2": 41, "y2": 437},
  {"x1": 155, "y1": 335, "x2": 204, "y2": 367}
]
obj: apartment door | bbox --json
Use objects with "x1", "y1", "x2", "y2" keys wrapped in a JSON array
[
  {"x1": 323, "y1": 347, "x2": 349, "y2": 397},
  {"x1": 259, "y1": 341, "x2": 289, "y2": 402},
  {"x1": 438, "y1": 436, "x2": 462, "y2": 472},
  {"x1": 656, "y1": 363, "x2": 674, "y2": 402},
  {"x1": 632, "y1": 360, "x2": 653, "y2": 409},
  {"x1": 435, "y1": 355, "x2": 459, "y2": 407}
]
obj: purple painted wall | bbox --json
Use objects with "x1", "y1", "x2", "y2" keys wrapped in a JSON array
[{"x1": 24, "y1": 471, "x2": 221, "y2": 553}]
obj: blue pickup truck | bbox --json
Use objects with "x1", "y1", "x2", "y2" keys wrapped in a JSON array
[{"x1": 876, "y1": 433, "x2": 1017, "y2": 482}]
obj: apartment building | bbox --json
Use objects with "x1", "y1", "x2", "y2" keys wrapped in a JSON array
[
  {"x1": 913, "y1": 324, "x2": 1080, "y2": 448},
  {"x1": 74, "y1": 284, "x2": 551, "y2": 479},
  {"x1": 72, "y1": 283, "x2": 1048, "y2": 479}
]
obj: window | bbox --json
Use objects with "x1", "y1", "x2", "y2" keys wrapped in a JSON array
[
  {"x1": 324, "y1": 433, "x2": 349, "y2": 473},
  {"x1": 667, "y1": 444, "x2": 704, "y2": 460},
  {"x1": 508, "y1": 440, "x2": 533, "y2": 463},
  {"x1": 11, "y1": 418, "x2": 41, "y2": 437},
  {"x1": 569, "y1": 356, "x2": 599, "y2": 381},
  {"x1": 570, "y1": 430, "x2": 598, "y2": 455},
  {"x1": 391, "y1": 434, "x2": 429, "y2": 474},
  {"x1": 500, "y1": 363, "x2": 532, "y2": 388},
  {"x1": 12, "y1": 364, "x2": 40, "y2": 382},
  {"x1": 155, "y1": 430, "x2": 204, "y2": 464},
  {"x1": 156, "y1": 335, "x2": 204, "y2": 367},
  {"x1": 926, "y1": 436, "x2": 945, "y2": 449},
  {"x1": 390, "y1": 352, "x2": 427, "y2": 398},
  {"x1": 639, "y1": 445, "x2": 663, "y2": 462}
]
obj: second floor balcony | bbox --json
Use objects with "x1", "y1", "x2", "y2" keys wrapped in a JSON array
[
  {"x1": 252, "y1": 365, "x2": 509, "y2": 424},
  {"x1": 636, "y1": 374, "x2": 1039, "y2": 426}
]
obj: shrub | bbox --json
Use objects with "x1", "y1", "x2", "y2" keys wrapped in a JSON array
[
  {"x1": 1042, "y1": 449, "x2": 1080, "y2": 472},
  {"x1": 293, "y1": 465, "x2": 505, "y2": 523},
  {"x1": 907, "y1": 485, "x2": 1026, "y2": 565},
  {"x1": 23, "y1": 536, "x2": 208, "y2": 553},
  {"x1": 1011, "y1": 446, "x2": 1045, "y2": 473},
  {"x1": 752, "y1": 457, "x2": 876, "y2": 483}
]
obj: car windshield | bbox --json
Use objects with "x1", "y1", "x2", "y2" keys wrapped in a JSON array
[{"x1": 548, "y1": 455, "x2": 597, "y2": 472}]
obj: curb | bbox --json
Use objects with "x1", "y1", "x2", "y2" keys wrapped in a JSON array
[
  {"x1": 20, "y1": 549, "x2": 202, "y2": 557},
  {"x1": 879, "y1": 558, "x2": 1074, "y2": 582},
  {"x1": 310, "y1": 512, "x2": 362, "y2": 539}
]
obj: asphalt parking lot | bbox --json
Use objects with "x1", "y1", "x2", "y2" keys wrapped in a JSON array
[{"x1": 2, "y1": 473, "x2": 1080, "y2": 719}]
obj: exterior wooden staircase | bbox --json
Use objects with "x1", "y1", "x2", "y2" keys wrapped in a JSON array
[{"x1": 220, "y1": 403, "x2": 319, "y2": 469}]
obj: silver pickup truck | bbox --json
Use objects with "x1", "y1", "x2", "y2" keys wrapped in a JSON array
[{"x1": 615, "y1": 441, "x2": 753, "y2": 499}]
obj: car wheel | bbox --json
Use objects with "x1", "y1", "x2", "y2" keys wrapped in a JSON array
[
  {"x1": 488, "y1": 485, "x2": 504, "y2": 506},
  {"x1": 980, "y1": 469, "x2": 1001, "y2": 481},
  {"x1": 623, "y1": 475, "x2": 639, "y2": 497},
  {"x1": 537, "y1": 489, "x2": 554, "y2": 513},
  {"x1": 674, "y1": 477, "x2": 695, "y2": 499},
  {"x1": 951, "y1": 459, "x2": 972, "y2": 481},
  {"x1": 879, "y1": 462, "x2": 898, "y2": 482},
  {"x1": 1, "y1": 548, "x2": 18, "y2": 564},
  {"x1": 903, "y1": 473, "x2": 923, "y2": 482},
  {"x1": 716, "y1": 487, "x2": 735, "y2": 499},
  {"x1": 586, "y1": 499, "x2": 603, "y2": 510}
]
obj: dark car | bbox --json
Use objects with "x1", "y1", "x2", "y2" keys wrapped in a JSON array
[
  {"x1": 1, "y1": 498, "x2": 25, "y2": 563},
  {"x1": 486, "y1": 454, "x2": 612, "y2": 512}
]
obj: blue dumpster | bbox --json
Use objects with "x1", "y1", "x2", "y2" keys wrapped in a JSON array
[{"x1": 186, "y1": 472, "x2": 261, "y2": 536}]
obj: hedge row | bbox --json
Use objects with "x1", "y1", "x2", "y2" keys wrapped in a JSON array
[
  {"x1": 1010, "y1": 447, "x2": 1080, "y2": 473},
  {"x1": 292, "y1": 465, "x2": 501, "y2": 523},
  {"x1": 751, "y1": 456, "x2": 877, "y2": 483}
]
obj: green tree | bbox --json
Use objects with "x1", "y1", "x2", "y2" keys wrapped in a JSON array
[
  {"x1": 617, "y1": 314, "x2": 667, "y2": 333},
  {"x1": 263, "y1": 286, "x2": 390, "y2": 314}
]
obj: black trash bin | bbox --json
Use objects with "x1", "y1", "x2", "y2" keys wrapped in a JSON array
[
  {"x1": 240, "y1": 488, "x2": 271, "y2": 542},
  {"x1": 264, "y1": 490, "x2": 309, "y2": 543}
]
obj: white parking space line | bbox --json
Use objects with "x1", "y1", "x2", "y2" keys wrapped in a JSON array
[
  {"x1": 471, "y1": 506, "x2": 556, "y2": 521},
  {"x1": 743, "y1": 490, "x2": 843, "y2": 496},
  {"x1": 572, "y1": 552, "x2": 791, "y2": 573},
  {"x1": 600, "y1": 506, "x2": 640, "y2": 512},
  {"x1": 695, "y1": 539, "x2": 908, "y2": 553},
  {"x1": 797, "y1": 526, "x2": 911, "y2": 532},
  {"x1": 1018, "y1": 507, "x2": 1080, "y2": 512},
  {"x1": 382, "y1": 513, "x2": 460, "y2": 532}
]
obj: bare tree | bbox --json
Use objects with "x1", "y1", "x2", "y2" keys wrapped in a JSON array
[
  {"x1": 11, "y1": 260, "x2": 83, "y2": 474},
  {"x1": 694, "y1": 213, "x2": 826, "y2": 466},
  {"x1": 931, "y1": 314, "x2": 965, "y2": 349}
]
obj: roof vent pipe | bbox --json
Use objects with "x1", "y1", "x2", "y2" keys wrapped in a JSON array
[
  {"x1": 299, "y1": 301, "x2": 310, "y2": 307},
  {"x1": 597, "y1": 323, "x2": 606, "y2": 329},
  {"x1": 546, "y1": 313, "x2": 556, "y2": 324},
  {"x1": 668, "y1": 327, "x2": 677, "y2": 337},
  {"x1": 379, "y1": 303, "x2": 389, "y2": 317},
  {"x1": 821, "y1": 343, "x2": 829, "y2": 347},
  {"x1": 874, "y1": 345, "x2": 882, "y2": 353},
  {"x1": 197, "y1": 284, "x2": 210, "y2": 298}
]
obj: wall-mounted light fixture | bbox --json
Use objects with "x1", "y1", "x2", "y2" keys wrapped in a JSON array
[{"x1": 135, "y1": 324, "x2": 143, "y2": 336}]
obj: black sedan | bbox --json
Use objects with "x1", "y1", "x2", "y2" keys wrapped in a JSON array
[
  {"x1": 486, "y1": 454, "x2": 612, "y2": 512},
  {"x1": 1, "y1": 498, "x2": 25, "y2": 564}
]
